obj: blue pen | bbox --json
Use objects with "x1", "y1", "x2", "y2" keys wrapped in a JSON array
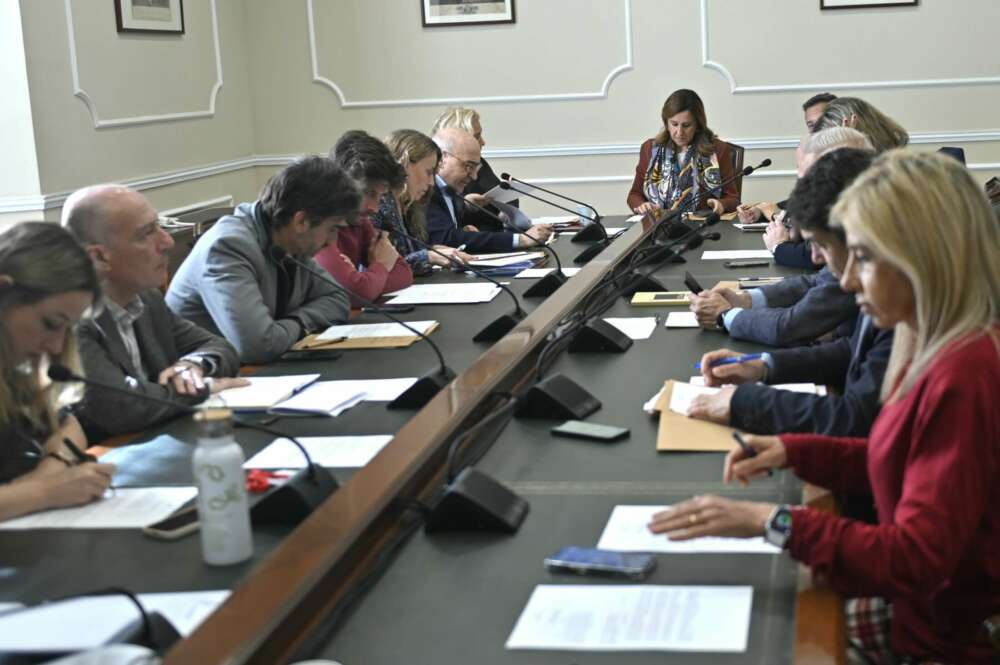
[{"x1": 693, "y1": 352, "x2": 763, "y2": 371}]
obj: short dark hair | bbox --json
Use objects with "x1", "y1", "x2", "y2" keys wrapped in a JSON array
[
  {"x1": 786, "y1": 148, "x2": 873, "y2": 241},
  {"x1": 330, "y1": 130, "x2": 406, "y2": 191},
  {"x1": 802, "y1": 92, "x2": 837, "y2": 111},
  {"x1": 258, "y1": 156, "x2": 360, "y2": 229}
]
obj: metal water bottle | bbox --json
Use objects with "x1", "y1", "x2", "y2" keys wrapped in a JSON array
[{"x1": 192, "y1": 409, "x2": 253, "y2": 566}]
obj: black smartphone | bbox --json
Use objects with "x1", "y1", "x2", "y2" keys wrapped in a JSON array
[
  {"x1": 683, "y1": 271, "x2": 703, "y2": 294},
  {"x1": 551, "y1": 420, "x2": 629, "y2": 442},
  {"x1": 280, "y1": 349, "x2": 343, "y2": 362},
  {"x1": 364, "y1": 304, "x2": 415, "y2": 314},
  {"x1": 724, "y1": 260, "x2": 771, "y2": 269},
  {"x1": 544, "y1": 546, "x2": 656, "y2": 580}
]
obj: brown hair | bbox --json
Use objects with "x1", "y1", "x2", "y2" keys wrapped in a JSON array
[
  {"x1": 654, "y1": 89, "x2": 718, "y2": 157},
  {"x1": 384, "y1": 129, "x2": 441, "y2": 241}
]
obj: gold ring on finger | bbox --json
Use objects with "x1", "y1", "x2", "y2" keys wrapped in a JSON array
[{"x1": 689, "y1": 513, "x2": 698, "y2": 525}]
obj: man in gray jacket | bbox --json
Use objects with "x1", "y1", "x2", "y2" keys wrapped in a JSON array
[
  {"x1": 166, "y1": 156, "x2": 358, "y2": 363},
  {"x1": 62, "y1": 184, "x2": 245, "y2": 440}
]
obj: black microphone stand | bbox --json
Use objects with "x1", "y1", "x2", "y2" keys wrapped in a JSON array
[{"x1": 500, "y1": 172, "x2": 604, "y2": 242}]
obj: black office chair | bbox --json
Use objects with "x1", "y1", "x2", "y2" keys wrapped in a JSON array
[{"x1": 725, "y1": 141, "x2": 746, "y2": 200}]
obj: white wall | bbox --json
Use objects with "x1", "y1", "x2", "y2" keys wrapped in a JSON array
[{"x1": 4, "y1": 0, "x2": 999, "y2": 224}]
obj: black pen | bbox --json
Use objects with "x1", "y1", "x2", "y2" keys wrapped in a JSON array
[
  {"x1": 731, "y1": 431, "x2": 772, "y2": 477},
  {"x1": 63, "y1": 437, "x2": 97, "y2": 464}
]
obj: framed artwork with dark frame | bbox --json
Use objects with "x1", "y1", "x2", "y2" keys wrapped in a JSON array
[
  {"x1": 114, "y1": 0, "x2": 185, "y2": 34},
  {"x1": 820, "y1": 0, "x2": 917, "y2": 9},
  {"x1": 421, "y1": 0, "x2": 516, "y2": 27}
]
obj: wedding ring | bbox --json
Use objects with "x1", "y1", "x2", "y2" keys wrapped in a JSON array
[{"x1": 689, "y1": 513, "x2": 698, "y2": 525}]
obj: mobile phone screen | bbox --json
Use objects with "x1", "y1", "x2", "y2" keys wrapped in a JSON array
[
  {"x1": 651, "y1": 292, "x2": 684, "y2": 301},
  {"x1": 683, "y1": 271, "x2": 703, "y2": 294},
  {"x1": 545, "y1": 546, "x2": 655, "y2": 577},
  {"x1": 551, "y1": 420, "x2": 629, "y2": 442}
]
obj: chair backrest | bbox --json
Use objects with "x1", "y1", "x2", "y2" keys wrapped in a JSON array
[{"x1": 726, "y1": 141, "x2": 746, "y2": 200}]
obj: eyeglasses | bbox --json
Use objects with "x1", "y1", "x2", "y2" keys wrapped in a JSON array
[{"x1": 444, "y1": 151, "x2": 481, "y2": 174}]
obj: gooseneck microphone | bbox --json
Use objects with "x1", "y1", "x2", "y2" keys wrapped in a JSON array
[
  {"x1": 267, "y1": 246, "x2": 455, "y2": 407},
  {"x1": 500, "y1": 171, "x2": 602, "y2": 230},
  {"x1": 47, "y1": 364, "x2": 338, "y2": 525},
  {"x1": 457, "y1": 190, "x2": 567, "y2": 298}
]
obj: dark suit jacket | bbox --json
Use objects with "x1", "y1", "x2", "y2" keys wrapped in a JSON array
[
  {"x1": 463, "y1": 158, "x2": 517, "y2": 232},
  {"x1": 426, "y1": 183, "x2": 515, "y2": 254},
  {"x1": 75, "y1": 289, "x2": 240, "y2": 440},
  {"x1": 729, "y1": 313, "x2": 893, "y2": 436},
  {"x1": 773, "y1": 240, "x2": 821, "y2": 270}
]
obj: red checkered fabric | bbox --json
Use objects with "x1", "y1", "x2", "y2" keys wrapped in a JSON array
[{"x1": 846, "y1": 597, "x2": 951, "y2": 665}]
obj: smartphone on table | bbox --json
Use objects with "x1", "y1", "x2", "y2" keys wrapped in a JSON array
[
  {"x1": 551, "y1": 420, "x2": 629, "y2": 442},
  {"x1": 544, "y1": 546, "x2": 656, "y2": 580},
  {"x1": 142, "y1": 503, "x2": 199, "y2": 541}
]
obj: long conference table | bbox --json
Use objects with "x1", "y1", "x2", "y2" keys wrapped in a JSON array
[{"x1": 0, "y1": 214, "x2": 844, "y2": 664}]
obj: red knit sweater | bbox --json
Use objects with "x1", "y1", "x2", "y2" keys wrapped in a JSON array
[
  {"x1": 781, "y1": 329, "x2": 1000, "y2": 663},
  {"x1": 314, "y1": 219, "x2": 413, "y2": 305}
]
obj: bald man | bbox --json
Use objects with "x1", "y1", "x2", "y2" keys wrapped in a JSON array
[
  {"x1": 62, "y1": 185, "x2": 244, "y2": 440},
  {"x1": 427, "y1": 128, "x2": 551, "y2": 253}
]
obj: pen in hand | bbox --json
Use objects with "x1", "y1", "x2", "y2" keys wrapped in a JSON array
[
  {"x1": 63, "y1": 437, "x2": 97, "y2": 464},
  {"x1": 731, "y1": 431, "x2": 773, "y2": 478},
  {"x1": 694, "y1": 353, "x2": 763, "y2": 371}
]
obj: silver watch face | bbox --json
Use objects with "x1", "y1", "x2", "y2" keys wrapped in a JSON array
[{"x1": 766, "y1": 506, "x2": 793, "y2": 548}]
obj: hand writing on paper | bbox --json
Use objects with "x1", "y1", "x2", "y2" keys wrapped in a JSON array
[
  {"x1": 697, "y1": 348, "x2": 767, "y2": 387},
  {"x1": 724, "y1": 434, "x2": 786, "y2": 486},
  {"x1": 686, "y1": 386, "x2": 735, "y2": 424}
]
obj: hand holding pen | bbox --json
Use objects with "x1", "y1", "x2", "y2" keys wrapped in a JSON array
[
  {"x1": 696, "y1": 348, "x2": 768, "y2": 387},
  {"x1": 724, "y1": 433, "x2": 785, "y2": 486}
]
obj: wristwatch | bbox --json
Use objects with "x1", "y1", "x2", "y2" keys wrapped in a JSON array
[
  {"x1": 765, "y1": 504, "x2": 794, "y2": 549},
  {"x1": 716, "y1": 312, "x2": 728, "y2": 331}
]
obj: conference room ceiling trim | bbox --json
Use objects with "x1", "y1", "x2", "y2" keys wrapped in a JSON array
[
  {"x1": 306, "y1": 0, "x2": 633, "y2": 108},
  {"x1": 699, "y1": 0, "x2": 1000, "y2": 93},
  {"x1": 64, "y1": 0, "x2": 224, "y2": 129}
]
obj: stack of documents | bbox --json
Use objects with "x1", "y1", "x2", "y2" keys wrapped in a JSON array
[
  {"x1": 315, "y1": 321, "x2": 436, "y2": 343},
  {"x1": 0, "y1": 487, "x2": 197, "y2": 530},
  {"x1": 532, "y1": 215, "x2": 583, "y2": 230},
  {"x1": 467, "y1": 251, "x2": 545, "y2": 268},
  {"x1": 212, "y1": 374, "x2": 320, "y2": 411},
  {"x1": 244, "y1": 435, "x2": 393, "y2": 469},
  {"x1": 385, "y1": 283, "x2": 501, "y2": 305}
]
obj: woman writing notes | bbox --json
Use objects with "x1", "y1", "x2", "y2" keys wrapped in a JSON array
[
  {"x1": 627, "y1": 89, "x2": 739, "y2": 217},
  {"x1": 649, "y1": 152, "x2": 1000, "y2": 664},
  {"x1": 0, "y1": 223, "x2": 115, "y2": 522}
]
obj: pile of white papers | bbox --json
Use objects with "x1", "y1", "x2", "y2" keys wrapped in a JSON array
[
  {"x1": 643, "y1": 378, "x2": 827, "y2": 415},
  {"x1": 514, "y1": 267, "x2": 581, "y2": 279},
  {"x1": 0, "y1": 487, "x2": 197, "y2": 530},
  {"x1": 244, "y1": 435, "x2": 393, "y2": 469},
  {"x1": 467, "y1": 251, "x2": 545, "y2": 268},
  {"x1": 266, "y1": 382, "x2": 366, "y2": 417},
  {"x1": 701, "y1": 249, "x2": 773, "y2": 260},
  {"x1": 667, "y1": 381, "x2": 721, "y2": 415},
  {"x1": 664, "y1": 311, "x2": 699, "y2": 328},
  {"x1": 212, "y1": 374, "x2": 320, "y2": 411},
  {"x1": 316, "y1": 321, "x2": 436, "y2": 342},
  {"x1": 385, "y1": 283, "x2": 501, "y2": 305},
  {"x1": 596, "y1": 505, "x2": 780, "y2": 554},
  {"x1": 531, "y1": 215, "x2": 581, "y2": 226},
  {"x1": 603, "y1": 317, "x2": 657, "y2": 340}
]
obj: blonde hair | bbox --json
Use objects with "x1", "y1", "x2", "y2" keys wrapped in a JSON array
[
  {"x1": 803, "y1": 127, "x2": 873, "y2": 156},
  {"x1": 431, "y1": 107, "x2": 480, "y2": 136},
  {"x1": 831, "y1": 150, "x2": 1000, "y2": 400},
  {"x1": 812, "y1": 97, "x2": 909, "y2": 153},
  {"x1": 384, "y1": 129, "x2": 441, "y2": 241}
]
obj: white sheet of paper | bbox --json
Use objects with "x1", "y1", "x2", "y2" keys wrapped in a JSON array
[
  {"x1": 268, "y1": 381, "x2": 367, "y2": 417},
  {"x1": 316, "y1": 321, "x2": 436, "y2": 342},
  {"x1": 385, "y1": 283, "x2": 500, "y2": 305},
  {"x1": 733, "y1": 222, "x2": 768, "y2": 231},
  {"x1": 514, "y1": 267, "x2": 581, "y2": 279},
  {"x1": 601, "y1": 227, "x2": 625, "y2": 235},
  {"x1": 603, "y1": 317, "x2": 657, "y2": 340},
  {"x1": 0, "y1": 590, "x2": 229, "y2": 652},
  {"x1": 701, "y1": 250, "x2": 773, "y2": 260},
  {"x1": 664, "y1": 311, "x2": 699, "y2": 328},
  {"x1": 506, "y1": 585, "x2": 753, "y2": 652},
  {"x1": 482, "y1": 183, "x2": 521, "y2": 204},
  {"x1": 626, "y1": 214, "x2": 644, "y2": 223},
  {"x1": 310, "y1": 377, "x2": 418, "y2": 402},
  {"x1": 667, "y1": 381, "x2": 720, "y2": 415},
  {"x1": 597, "y1": 505, "x2": 780, "y2": 554},
  {"x1": 213, "y1": 374, "x2": 320, "y2": 410},
  {"x1": 244, "y1": 435, "x2": 393, "y2": 469},
  {"x1": 0, "y1": 487, "x2": 197, "y2": 530},
  {"x1": 532, "y1": 215, "x2": 580, "y2": 226},
  {"x1": 468, "y1": 251, "x2": 545, "y2": 268}
]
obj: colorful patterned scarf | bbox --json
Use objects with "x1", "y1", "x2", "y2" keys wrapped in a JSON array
[{"x1": 643, "y1": 144, "x2": 723, "y2": 210}]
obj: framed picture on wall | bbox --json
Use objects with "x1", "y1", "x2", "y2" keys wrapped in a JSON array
[
  {"x1": 114, "y1": 0, "x2": 185, "y2": 34},
  {"x1": 421, "y1": 0, "x2": 516, "y2": 27},
  {"x1": 820, "y1": 0, "x2": 917, "y2": 9}
]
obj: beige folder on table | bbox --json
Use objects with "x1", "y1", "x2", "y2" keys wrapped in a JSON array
[
  {"x1": 292, "y1": 322, "x2": 440, "y2": 351},
  {"x1": 655, "y1": 380, "x2": 743, "y2": 452}
]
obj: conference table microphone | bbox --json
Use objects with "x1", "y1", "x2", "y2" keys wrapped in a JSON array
[
  {"x1": 457, "y1": 191, "x2": 568, "y2": 298},
  {"x1": 380, "y1": 224, "x2": 526, "y2": 342},
  {"x1": 498, "y1": 182, "x2": 612, "y2": 265},
  {"x1": 500, "y1": 172, "x2": 604, "y2": 243},
  {"x1": 46, "y1": 364, "x2": 338, "y2": 526},
  {"x1": 267, "y1": 246, "x2": 455, "y2": 408}
]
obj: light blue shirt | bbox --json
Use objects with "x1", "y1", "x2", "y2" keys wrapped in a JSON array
[
  {"x1": 436, "y1": 175, "x2": 518, "y2": 249},
  {"x1": 721, "y1": 288, "x2": 767, "y2": 330}
]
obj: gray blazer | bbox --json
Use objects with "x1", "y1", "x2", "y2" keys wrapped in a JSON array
[
  {"x1": 165, "y1": 202, "x2": 350, "y2": 363},
  {"x1": 75, "y1": 289, "x2": 240, "y2": 441},
  {"x1": 726, "y1": 267, "x2": 857, "y2": 347}
]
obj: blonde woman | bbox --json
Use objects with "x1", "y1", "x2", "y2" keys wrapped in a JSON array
[
  {"x1": 650, "y1": 152, "x2": 1000, "y2": 664},
  {"x1": 0, "y1": 223, "x2": 115, "y2": 522},
  {"x1": 812, "y1": 97, "x2": 909, "y2": 153},
  {"x1": 373, "y1": 129, "x2": 471, "y2": 273}
]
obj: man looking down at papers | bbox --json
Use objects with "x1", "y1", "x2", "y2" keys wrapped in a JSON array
[
  {"x1": 166, "y1": 157, "x2": 358, "y2": 363},
  {"x1": 62, "y1": 185, "x2": 245, "y2": 440},
  {"x1": 650, "y1": 151, "x2": 1000, "y2": 665},
  {"x1": 427, "y1": 128, "x2": 551, "y2": 253},
  {"x1": 686, "y1": 148, "x2": 893, "y2": 437}
]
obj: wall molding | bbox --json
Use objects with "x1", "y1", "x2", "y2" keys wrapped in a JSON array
[
  {"x1": 306, "y1": 0, "x2": 633, "y2": 108},
  {"x1": 64, "y1": 0, "x2": 224, "y2": 128},
  {"x1": 700, "y1": 0, "x2": 1000, "y2": 94}
]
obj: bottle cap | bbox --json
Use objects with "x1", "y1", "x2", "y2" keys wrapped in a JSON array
[{"x1": 194, "y1": 408, "x2": 234, "y2": 438}]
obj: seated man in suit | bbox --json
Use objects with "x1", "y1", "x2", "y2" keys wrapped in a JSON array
[
  {"x1": 166, "y1": 157, "x2": 357, "y2": 363},
  {"x1": 687, "y1": 148, "x2": 893, "y2": 438},
  {"x1": 61, "y1": 185, "x2": 245, "y2": 440},
  {"x1": 427, "y1": 127, "x2": 551, "y2": 253},
  {"x1": 316, "y1": 130, "x2": 413, "y2": 305}
]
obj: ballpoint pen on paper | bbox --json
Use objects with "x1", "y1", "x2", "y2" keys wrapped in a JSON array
[{"x1": 693, "y1": 353, "x2": 763, "y2": 371}]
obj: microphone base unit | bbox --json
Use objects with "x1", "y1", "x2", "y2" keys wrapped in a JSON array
[
  {"x1": 424, "y1": 467, "x2": 529, "y2": 534},
  {"x1": 249, "y1": 464, "x2": 339, "y2": 526},
  {"x1": 515, "y1": 373, "x2": 601, "y2": 420},
  {"x1": 571, "y1": 222, "x2": 605, "y2": 244},
  {"x1": 472, "y1": 310, "x2": 526, "y2": 343},
  {"x1": 573, "y1": 241, "x2": 609, "y2": 265},
  {"x1": 568, "y1": 318, "x2": 634, "y2": 354},
  {"x1": 621, "y1": 274, "x2": 670, "y2": 299},
  {"x1": 388, "y1": 366, "x2": 457, "y2": 410},
  {"x1": 523, "y1": 270, "x2": 568, "y2": 298}
]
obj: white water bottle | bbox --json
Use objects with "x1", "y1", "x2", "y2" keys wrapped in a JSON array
[{"x1": 192, "y1": 409, "x2": 253, "y2": 566}]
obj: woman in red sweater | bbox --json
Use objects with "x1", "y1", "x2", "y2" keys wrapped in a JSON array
[
  {"x1": 649, "y1": 151, "x2": 1000, "y2": 664},
  {"x1": 316, "y1": 130, "x2": 414, "y2": 305},
  {"x1": 627, "y1": 88, "x2": 739, "y2": 217}
]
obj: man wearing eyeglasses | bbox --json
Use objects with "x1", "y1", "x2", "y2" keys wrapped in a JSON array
[{"x1": 427, "y1": 128, "x2": 551, "y2": 253}]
